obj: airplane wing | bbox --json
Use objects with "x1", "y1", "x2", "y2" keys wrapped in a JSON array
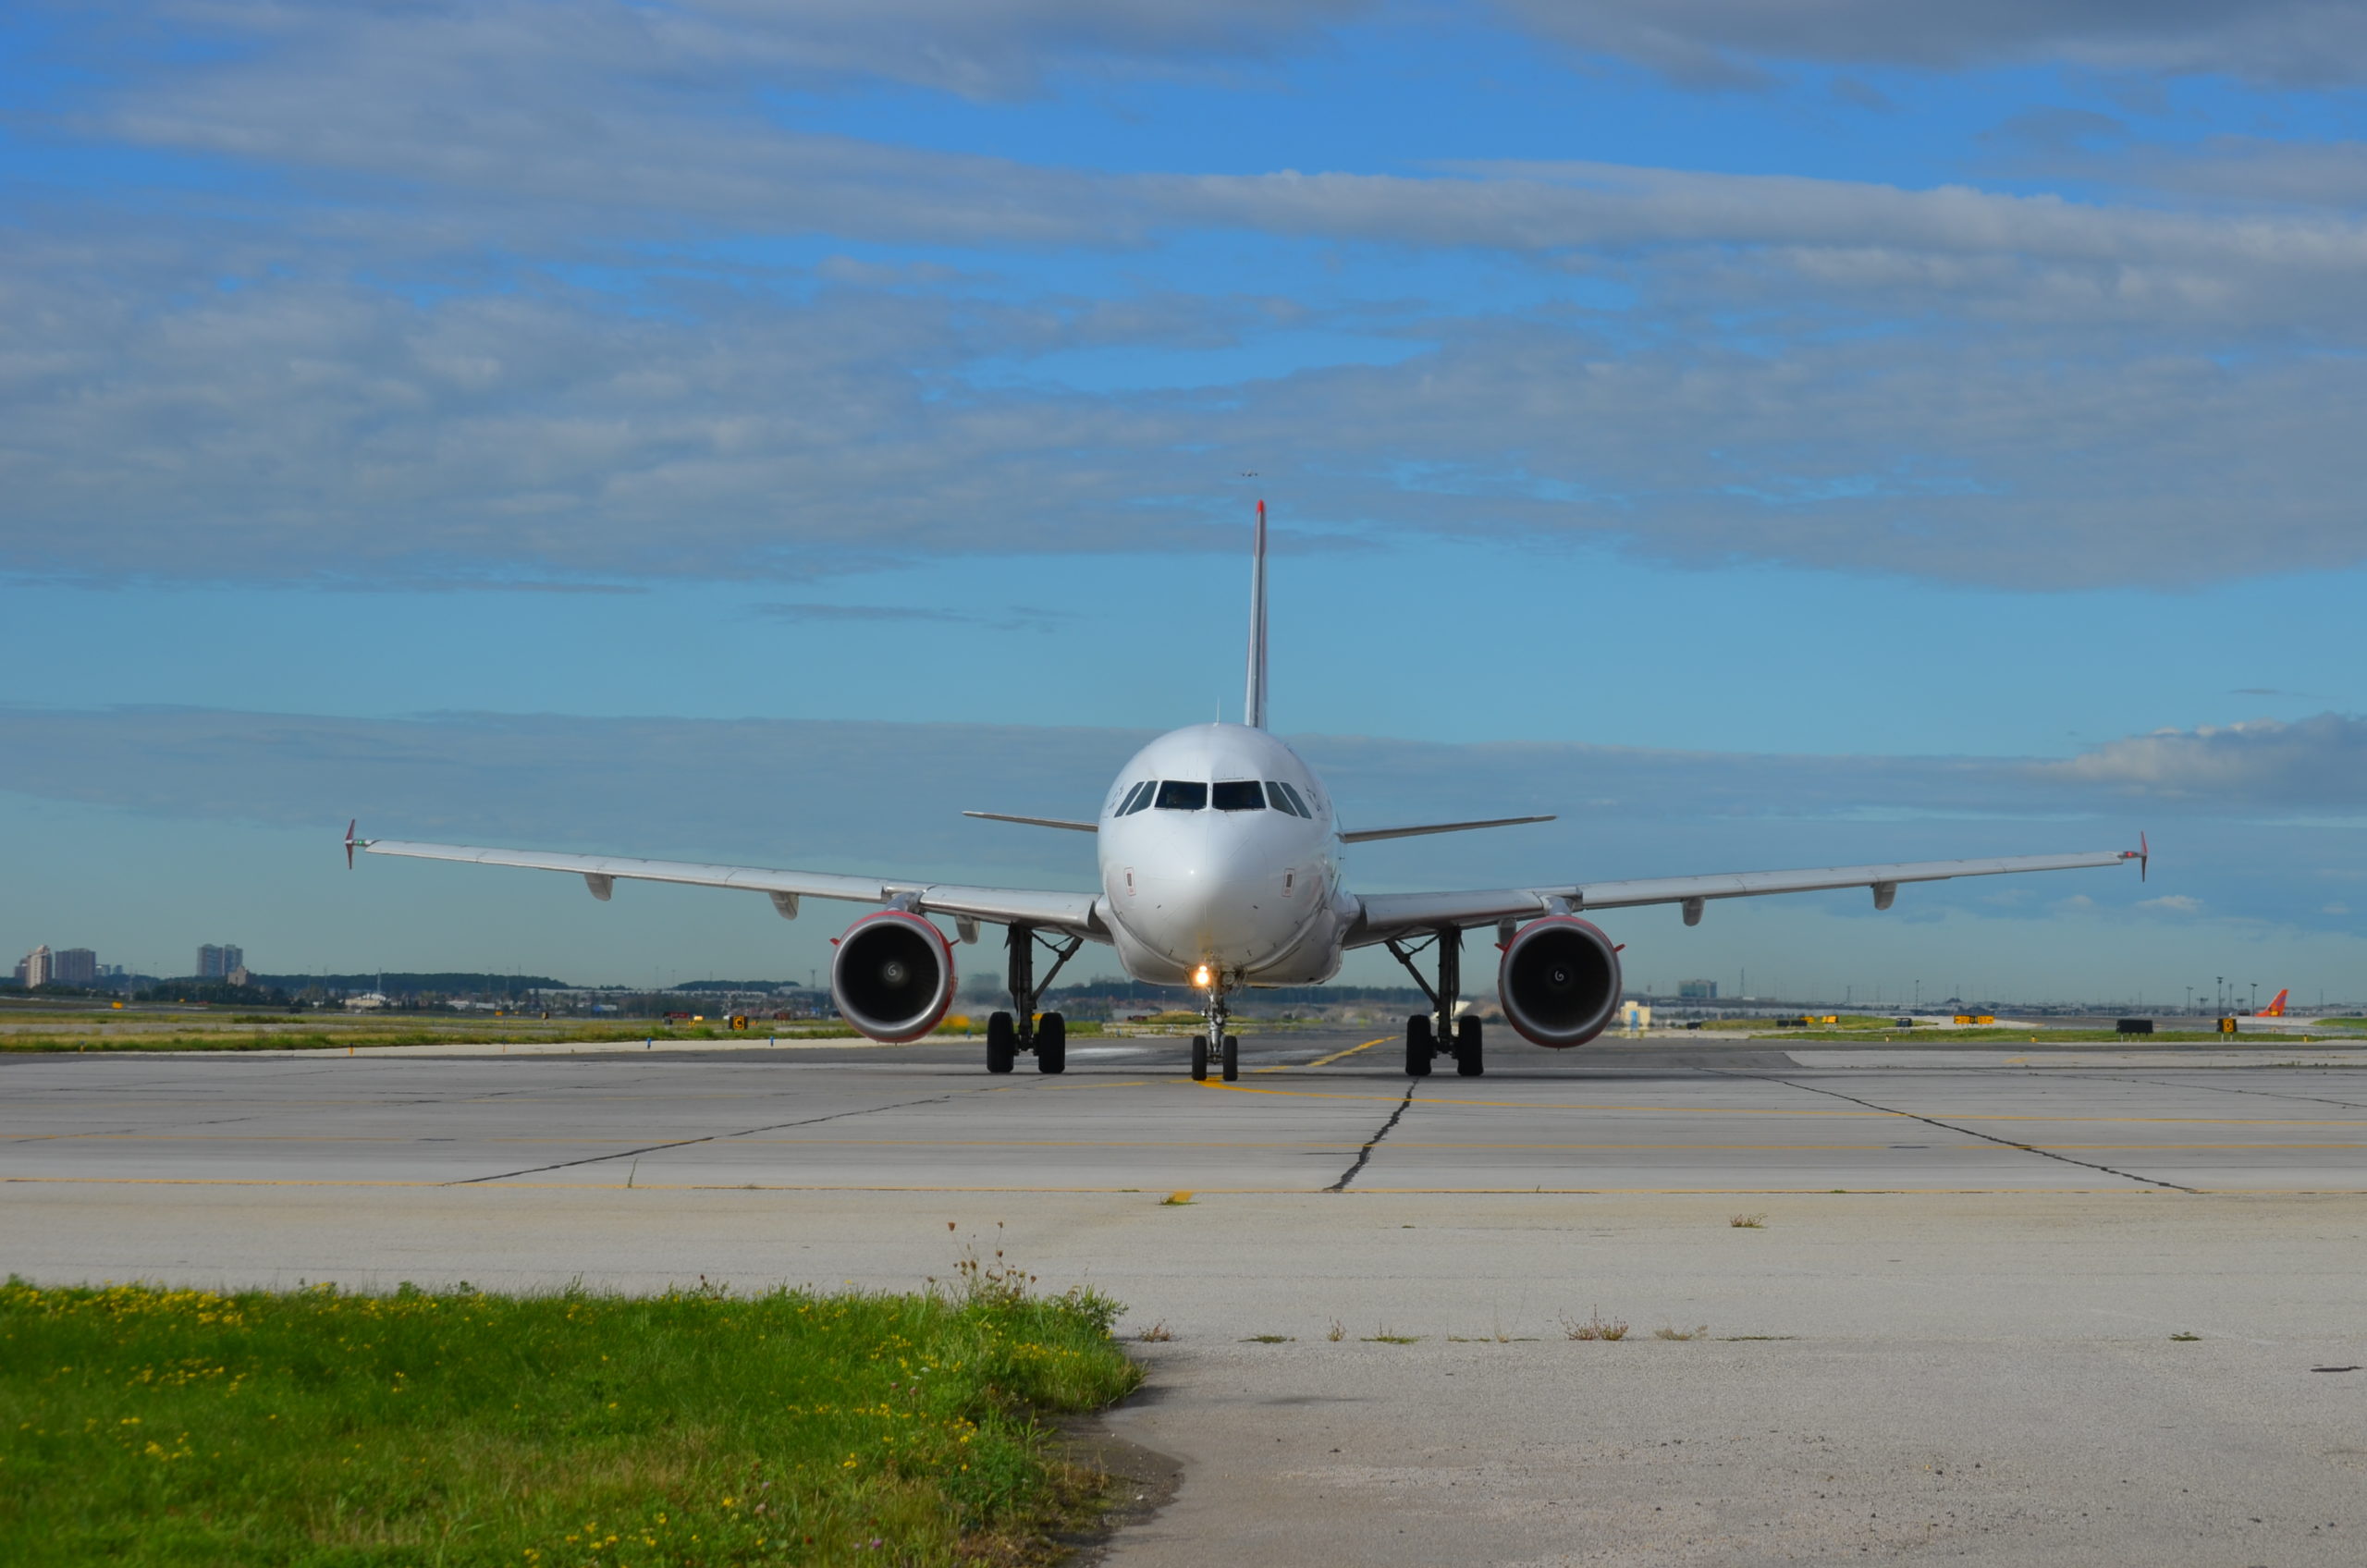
[
  {"x1": 1346, "y1": 847, "x2": 2143, "y2": 947},
  {"x1": 357, "y1": 837, "x2": 1106, "y2": 937},
  {"x1": 1340, "y1": 815, "x2": 1554, "y2": 844}
]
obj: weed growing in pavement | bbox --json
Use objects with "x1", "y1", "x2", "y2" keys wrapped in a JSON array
[
  {"x1": 1563, "y1": 1308, "x2": 1630, "y2": 1341},
  {"x1": 1361, "y1": 1327, "x2": 1421, "y2": 1344},
  {"x1": 1242, "y1": 1335, "x2": 1294, "y2": 1343},
  {"x1": 1729, "y1": 1213, "x2": 1766, "y2": 1228},
  {"x1": 1136, "y1": 1321, "x2": 1173, "y2": 1342},
  {"x1": 2170, "y1": 1331, "x2": 2201, "y2": 1341},
  {"x1": 1652, "y1": 1324, "x2": 1711, "y2": 1341},
  {"x1": 1325, "y1": 1319, "x2": 1346, "y2": 1342}
]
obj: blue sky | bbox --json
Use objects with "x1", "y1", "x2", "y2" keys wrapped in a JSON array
[{"x1": 5, "y1": 2, "x2": 2365, "y2": 1000}]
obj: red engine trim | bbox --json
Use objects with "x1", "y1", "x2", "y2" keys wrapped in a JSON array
[
  {"x1": 1497, "y1": 913, "x2": 1624, "y2": 1049},
  {"x1": 829, "y1": 909, "x2": 957, "y2": 1043}
]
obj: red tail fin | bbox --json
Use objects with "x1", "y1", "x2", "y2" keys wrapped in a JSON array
[{"x1": 2255, "y1": 988, "x2": 2288, "y2": 1017}]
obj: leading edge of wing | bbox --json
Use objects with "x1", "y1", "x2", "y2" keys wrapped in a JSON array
[
  {"x1": 361, "y1": 839, "x2": 1103, "y2": 934},
  {"x1": 1347, "y1": 847, "x2": 2140, "y2": 945}
]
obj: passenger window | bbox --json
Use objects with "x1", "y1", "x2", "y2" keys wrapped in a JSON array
[
  {"x1": 1211, "y1": 780, "x2": 1265, "y2": 812},
  {"x1": 1273, "y1": 780, "x2": 1313, "y2": 817},
  {"x1": 1265, "y1": 780, "x2": 1304, "y2": 817},
  {"x1": 1154, "y1": 779, "x2": 1208, "y2": 811}
]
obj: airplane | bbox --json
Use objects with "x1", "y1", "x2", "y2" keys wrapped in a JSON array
[
  {"x1": 348, "y1": 501, "x2": 2148, "y2": 1083},
  {"x1": 2257, "y1": 988, "x2": 2289, "y2": 1018}
]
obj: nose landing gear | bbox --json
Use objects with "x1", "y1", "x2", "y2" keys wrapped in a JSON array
[
  {"x1": 1385, "y1": 926, "x2": 1485, "y2": 1078},
  {"x1": 986, "y1": 924, "x2": 1082, "y2": 1075},
  {"x1": 1194, "y1": 988, "x2": 1239, "y2": 1082}
]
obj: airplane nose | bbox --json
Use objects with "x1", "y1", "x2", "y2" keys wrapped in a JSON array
[{"x1": 1132, "y1": 824, "x2": 1290, "y2": 966}]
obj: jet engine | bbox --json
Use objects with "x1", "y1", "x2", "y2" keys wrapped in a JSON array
[
  {"x1": 830, "y1": 910, "x2": 956, "y2": 1042},
  {"x1": 1497, "y1": 914, "x2": 1622, "y2": 1047}
]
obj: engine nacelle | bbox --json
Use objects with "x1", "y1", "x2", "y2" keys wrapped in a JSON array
[
  {"x1": 830, "y1": 910, "x2": 956, "y2": 1043},
  {"x1": 1498, "y1": 914, "x2": 1623, "y2": 1048}
]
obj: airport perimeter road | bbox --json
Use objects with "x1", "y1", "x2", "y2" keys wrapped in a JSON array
[{"x1": 6, "y1": 1033, "x2": 2366, "y2": 1565}]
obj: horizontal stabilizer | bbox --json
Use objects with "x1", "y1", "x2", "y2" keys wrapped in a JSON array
[
  {"x1": 1341, "y1": 815, "x2": 1555, "y2": 845},
  {"x1": 963, "y1": 811, "x2": 1099, "y2": 833}
]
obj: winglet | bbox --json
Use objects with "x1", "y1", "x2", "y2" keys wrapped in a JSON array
[
  {"x1": 1243, "y1": 499, "x2": 1269, "y2": 729},
  {"x1": 345, "y1": 819, "x2": 362, "y2": 870},
  {"x1": 2139, "y1": 830, "x2": 2148, "y2": 882}
]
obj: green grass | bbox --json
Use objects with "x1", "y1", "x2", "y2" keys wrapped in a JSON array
[
  {"x1": 0, "y1": 1270, "x2": 1140, "y2": 1566},
  {"x1": 0, "y1": 1024, "x2": 865, "y2": 1054},
  {"x1": 0, "y1": 1021, "x2": 1100, "y2": 1054}
]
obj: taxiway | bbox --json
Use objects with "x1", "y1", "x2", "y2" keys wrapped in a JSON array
[{"x1": 6, "y1": 1033, "x2": 2362, "y2": 1564}]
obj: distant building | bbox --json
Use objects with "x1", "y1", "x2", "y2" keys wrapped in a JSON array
[
  {"x1": 197, "y1": 943, "x2": 245, "y2": 979},
  {"x1": 227, "y1": 966, "x2": 253, "y2": 988},
  {"x1": 52, "y1": 949, "x2": 98, "y2": 986},
  {"x1": 22, "y1": 945, "x2": 54, "y2": 987},
  {"x1": 1676, "y1": 978, "x2": 1718, "y2": 1000}
]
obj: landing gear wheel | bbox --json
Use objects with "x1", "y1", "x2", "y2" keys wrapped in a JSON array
[
  {"x1": 1036, "y1": 1011, "x2": 1067, "y2": 1074},
  {"x1": 1191, "y1": 1035, "x2": 1208, "y2": 1082},
  {"x1": 1405, "y1": 1014, "x2": 1434, "y2": 1077},
  {"x1": 1221, "y1": 1034, "x2": 1239, "y2": 1082},
  {"x1": 986, "y1": 1011, "x2": 1016, "y2": 1074},
  {"x1": 1454, "y1": 1016, "x2": 1484, "y2": 1077}
]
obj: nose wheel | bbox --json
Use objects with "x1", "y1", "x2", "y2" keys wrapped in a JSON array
[{"x1": 1195, "y1": 996, "x2": 1239, "y2": 1082}]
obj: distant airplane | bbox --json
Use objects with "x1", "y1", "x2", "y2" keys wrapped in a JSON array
[
  {"x1": 2257, "y1": 988, "x2": 2289, "y2": 1017},
  {"x1": 350, "y1": 503, "x2": 2147, "y2": 1082}
]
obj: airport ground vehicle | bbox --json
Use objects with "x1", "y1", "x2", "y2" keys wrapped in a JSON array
[{"x1": 352, "y1": 505, "x2": 2144, "y2": 1081}]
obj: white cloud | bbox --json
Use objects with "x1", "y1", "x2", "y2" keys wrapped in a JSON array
[
  {"x1": 1490, "y1": 0, "x2": 2367, "y2": 88},
  {"x1": 2138, "y1": 893, "x2": 2204, "y2": 913},
  {"x1": 2040, "y1": 714, "x2": 2367, "y2": 808}
]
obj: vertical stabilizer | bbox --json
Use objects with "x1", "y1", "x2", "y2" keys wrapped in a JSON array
[
  {"x1": 1244, "y1": 499, "x2": 1269, "y2": 729},
  {"x1": 2257, "y1": 987, "x2": 2288, "y2": 1017}
]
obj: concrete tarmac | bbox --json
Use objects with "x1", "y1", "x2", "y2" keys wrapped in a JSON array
[{"x1": 6, "y1": 1032, "x2": 2365, "y2": 1565}]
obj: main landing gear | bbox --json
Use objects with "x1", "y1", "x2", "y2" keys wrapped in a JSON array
[
  {"x1": 1384, "y1": 926, "x2": 1484, "y2": 1079},
  {"x1": 986, "y1": 923, "x2": 1083, "y2": 1076},
  {"x1": 1191, "y1": 990, "x2": 1239, "y2": 1084}
]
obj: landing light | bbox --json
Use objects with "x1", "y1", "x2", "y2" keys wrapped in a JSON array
[{"x1": 1193, "y1": 964, "x2": 1212, "y2": 988}]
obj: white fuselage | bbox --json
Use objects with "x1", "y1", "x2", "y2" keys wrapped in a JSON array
[{"x1": 1096, "y1": 724, "x2": 1355, "y2": 988}]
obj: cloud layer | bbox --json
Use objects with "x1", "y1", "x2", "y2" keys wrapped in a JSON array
[
  {"x1": 1497, "y1": 1, "x2": 2367, "y2": 87},
  {"x1": 6, "y1": 3, "x2": 2366, "y2": 590}
]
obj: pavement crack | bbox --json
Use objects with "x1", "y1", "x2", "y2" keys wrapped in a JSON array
[
  {"x1": 2059, "y1": 1072, "x2": 2367, "y2": 1113},
  {"x1": 1709, "y1": 1069, "x2": 2201, "y2": 1193},
  {"x1": 445, "y1": 1090, "x2": 974, "y2": 1186},
  {"x1": 1326, "y1": 1082, "x2": 1417, "y2": 1193}
]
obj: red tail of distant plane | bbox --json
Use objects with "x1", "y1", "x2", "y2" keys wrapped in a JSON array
[{"x1": 2255, "y1": 988, "x2": 2288, "y2": 1017}]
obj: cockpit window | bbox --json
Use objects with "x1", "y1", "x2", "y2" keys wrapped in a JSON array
[
  {"x1": 1211, "y1": 779, "x2": 1265, "y2": 812},
  {"x1": 1271, "y1": 779, "x2": 1314, "y2": 817},
  {"x1": 1153, "y1": 779, "x2": 1208, "y2": 811},
  {"x1": 1265, "y1": 780, "x2": 1305, "y2": 817},
  {"x1": 1116, "y1": 780, "x2": 1151, "y2": 815}
]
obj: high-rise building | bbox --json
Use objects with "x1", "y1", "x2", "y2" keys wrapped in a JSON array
[
  {"x1": 1676, "y1": 978, "x2": 1718, "y2": 1000},
  {"x1": 51, "y1": 949, "x2": 98, "y2": 986},
  {"x1": 197, "y1": 943, "x2": 244, "y2": 979},
  {"x1": 23, "y1": 945, "x2": 54, "y2": 987}
]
